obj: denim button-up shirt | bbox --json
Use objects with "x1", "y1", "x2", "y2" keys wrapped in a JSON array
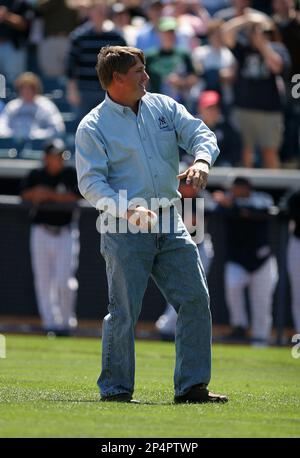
[{"x1": 75, "y1": 92, "x2": 220, "y2": 217}]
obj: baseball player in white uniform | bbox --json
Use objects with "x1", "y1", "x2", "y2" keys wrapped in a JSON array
[
  {"x1": 285, "y1": 189, "x2": 300, "y2": 334},
  {"x1": 21, "y1": 139, "x2": 81, "y2": 335},
  {"x1": 213, "y1": 177, "x2": 278, "y2": 346}
]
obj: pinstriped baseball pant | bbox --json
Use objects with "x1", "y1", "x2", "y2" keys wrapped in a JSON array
[{"x1": 30, "y1": 225, "x2": 79, "y2": 330}]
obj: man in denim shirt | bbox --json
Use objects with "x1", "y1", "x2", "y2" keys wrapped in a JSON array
[{"x1": 76, "y1": 45, "x2": 228, "y2": 404}]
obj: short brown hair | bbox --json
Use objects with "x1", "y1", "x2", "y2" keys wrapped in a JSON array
[
  {"x1": 95, "y1": 46, "x2": 145, "y2": 90},
  {"x1": 14, "y1": 72, "x2": 43, "y2": 94}
]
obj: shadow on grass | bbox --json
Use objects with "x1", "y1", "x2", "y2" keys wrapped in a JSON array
[{"x1": 46, "y1": 398, "x2": 174, "y2": 406}]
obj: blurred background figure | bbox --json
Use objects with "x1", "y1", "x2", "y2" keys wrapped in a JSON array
[
  {"x1": 192, "y1": 19, "x2": 236, "y2": 111},
  {"x1": 251, "y1": 1, "x2": 273, "y2": 15},
  {"x1": 109, "y1": 1, "x2": 137, "y2": 46},
  {"x1": 135, "y1": 0, "x2": 164, "y2": 51},
  {"x1": 120, "y1": 0, "x2": 146, "y2": 21},
  {"x1": 146, "y1": 16, "x2": 198, "y2": 105},
  {"x1": 21, "y1": 139, "x2": 81, "y2": 336},
  {"x1": 222, "y1": 14, "x2": 290, "y2": 168},
  {"x1": 66, "y1": 0, "x2": 126, "y2": 122},
  {"x1": 201, "y1": 0, "x2": 231, "y2": 17},
  {"x1": 197, "y1": 90, "x2": 242, "y2": 166},
  {"x1": 215, "y1": 0, "x2": 270, "y2": 23},
  {"x1": 0, "y1": 72, "x2": 65, "y2": 140},
  {"x1": 213, "y1": 177, "x2": 278, "y2": 346},
  {"x1": 164, "y1": 0, "x2": 210, "y2": 45},
  {"x1": 273, "y1": 0, "x2": 300, "y2": 167},
  {"x1": 0, "y1": 0, "x2": 35, "y2": 84},
  {"x1": 281, "y1": 188, "x2": 300, "y2": 334},
  {"x1": 36, "y1": 0, "x2": 80, "y2": 78},
  {"x1": 135, "y1": 0, "x2": 192, "y2": 52}
]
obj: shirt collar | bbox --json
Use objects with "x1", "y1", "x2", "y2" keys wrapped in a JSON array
[
  {"x1": 105, "y1": 92, "x2": 144, "y2": 114},
  {"x1": 105, "y1": 92, "x2": 126, "y2": 114}
]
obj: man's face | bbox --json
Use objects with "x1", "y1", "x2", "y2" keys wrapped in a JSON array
[
  {"x1": 88, "y1": 4, "x2": 106, "y2": 24},
  {"x1": 44, "y1": 154, "x2": 64, "y2": 175},
  {"x1": 19, "y1": 84, "x2": 36, "y2": 103},
  {"x1": 232, "y1": 184, "x2": 251, "y2": 198},
  {"x1": 200, "y1": 104, "x2": 220, "y2": 127},
  {"x1": 113, "y1": 11, "x2": 130, "y2": 27},
  {"x1": 160, "y1": 30, "x2": 176, "y2": 50},
  {"x1": 117, "y1": 57, "x2": 149, "y2": 101}
]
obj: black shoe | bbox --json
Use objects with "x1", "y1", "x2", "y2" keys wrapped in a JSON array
[
  {"x1": 174, "y1": 384, "x2": 228, "y2": 404},
  {"x1": 100, "y1": 393, "x2": 139, "y2": 403},
  {"x1": 45, "y1": 329, "x2": 71, "y2": 337}
]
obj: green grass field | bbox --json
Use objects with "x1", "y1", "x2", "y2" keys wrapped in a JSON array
[{"x1": 0, "y1": 335, "x2": 299, "y2": 438}]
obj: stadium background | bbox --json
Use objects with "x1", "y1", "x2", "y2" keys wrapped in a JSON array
[{"x1": 0, "y1": 0, "x2": 299, "y2": 340}]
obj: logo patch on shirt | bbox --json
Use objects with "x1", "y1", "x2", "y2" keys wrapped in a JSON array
[{"x1": 158, "y1": 115, "x2": 168, "y2": 129}]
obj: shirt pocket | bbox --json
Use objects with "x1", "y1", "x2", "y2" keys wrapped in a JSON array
[{"x1": 157, "y1": 130, "x2": 177, "y2": 158}]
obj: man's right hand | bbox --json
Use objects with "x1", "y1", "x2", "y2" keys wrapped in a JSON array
[{"x1": 126, "y1": 206, "x2": 157, "y2": 230}]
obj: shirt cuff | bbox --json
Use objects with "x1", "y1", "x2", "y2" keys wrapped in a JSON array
[{"x1": 194, "y1": 152, "x2": 212, "y2": 167}]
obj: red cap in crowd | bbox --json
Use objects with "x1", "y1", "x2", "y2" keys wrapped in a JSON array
[{"x1": 198, "y1": 91, "x2": 220, "y2": 109}]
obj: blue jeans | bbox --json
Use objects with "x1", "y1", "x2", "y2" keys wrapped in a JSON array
[{"x1": 98, "y1": 208, "x2": 212, "y2": 397}]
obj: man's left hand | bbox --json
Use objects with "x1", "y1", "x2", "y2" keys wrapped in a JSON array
[{"x1": 177, "y1": 160, "x2": 209, "y2": 190}]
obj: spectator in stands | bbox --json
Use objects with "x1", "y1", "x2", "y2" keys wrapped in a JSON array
[
  {"x1": 0, "y1": 0, "x2": 35, "y2": 84},
  {"x1": 0, "y1": 72, "x2": 65, "y2": 140},
  {"x1": 282, "y1": 188, "x2": 300, "y2": 333},
  {"x1": 192, "y1": 19, "x2": 236, "y2": 109},
  {"x1": 66, "y1": 0, "x2": 126, "y2": 122},
  {"x1": 36, "y1": 0, "x2": 80, "y2": 78},
  {"x1": 213, "y1": 177, "x2": 278, "y2": 346},
  {"x1": 273, "y1": 0, "x2": 300, "y2": 167},
  {"x1": 214, "y1": 0, "x2": 270, "y2": 23},
  {"x1": 215, "y1": 0, "x2": 271, "y2": 48},
  {"x1": 135, "y1": 0, "x2": 164, "y2": 52},
  {"x1": 135, "y1": 0, "x2": 191, "y2": 52},
  {"x1": 164, "y1": 0, "x2": 210, "y2": 43},
  {"x1": 201, "y1": 0, "x2": 231, "y2": 17},
  {"x1": 273, "y1": 0, "x2": 300, "y2": 74},
  {"x1": 222, "y1": 16, "x2": 290, "y2": 168},
  {"x1": 120, "y1": 0, "x2": 146, "y2": 21},
  {"x1": 21, "y1": 138, "x2": 81, "y2": 336},
  {"x1": 110, "y1": 2, "x2": 137, "y2": 47},
  {"x1": 197, "y1": 91, "x2": 242, "y2": 166},
  {"x1": 146, "y1": 16, "x2": 198, "y2": 105},
  {"x1": 252, "y1": 1, "x2": 273, "y2": 15}
]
